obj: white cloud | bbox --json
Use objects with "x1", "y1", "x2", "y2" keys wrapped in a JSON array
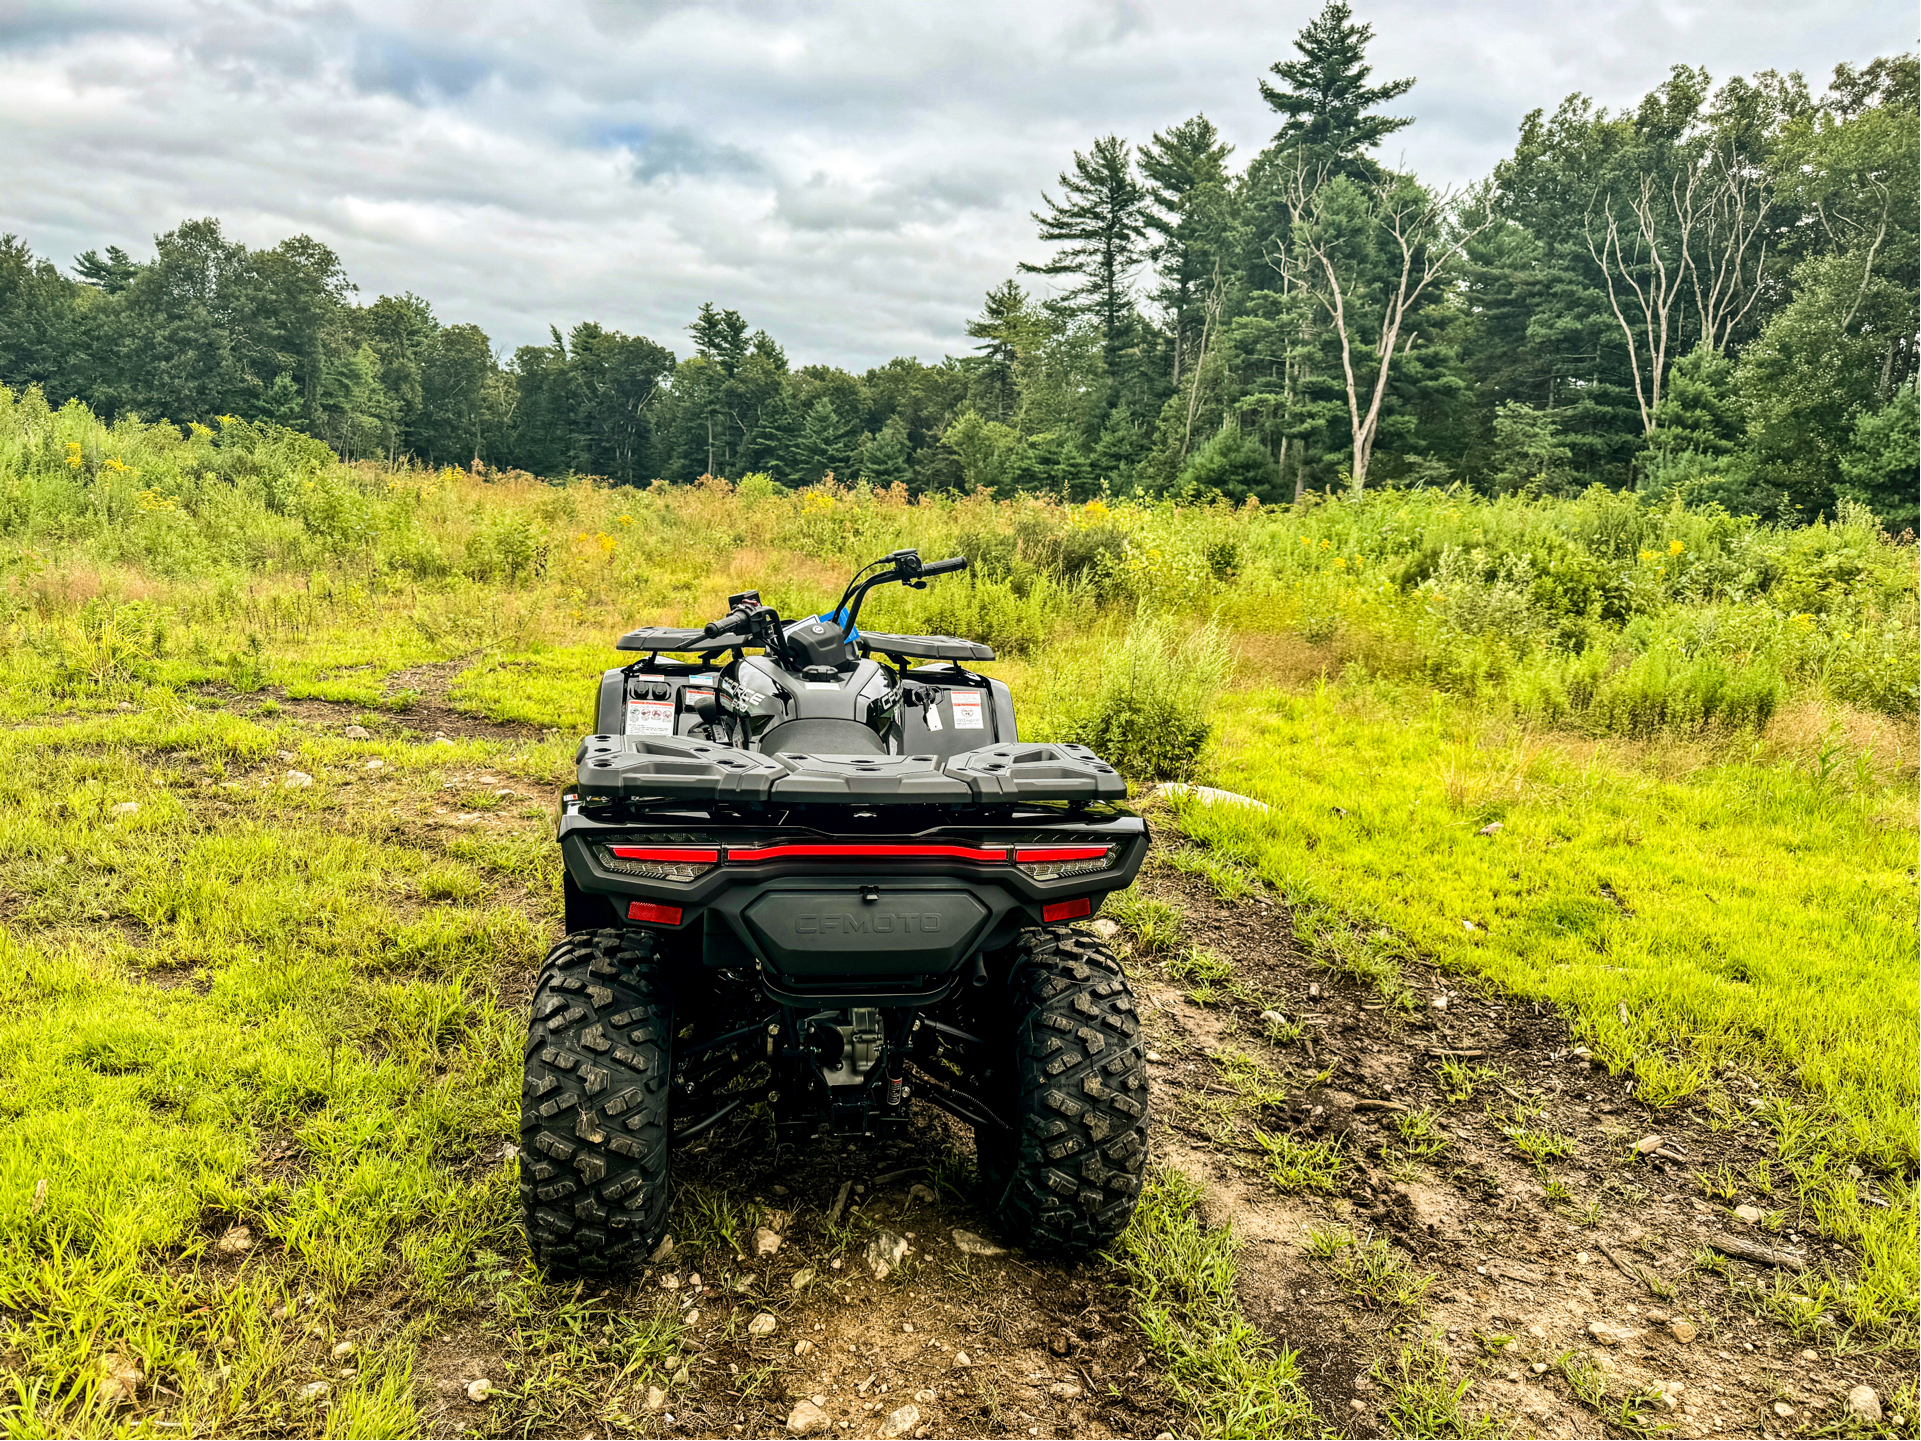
[{"x1": 0, "y1": 0, "x2": 1908, "y2": 368}]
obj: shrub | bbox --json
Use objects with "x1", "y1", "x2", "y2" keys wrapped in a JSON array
[{"x1": 1065, "y1": 612, "x2": 1233, "y2": 782}]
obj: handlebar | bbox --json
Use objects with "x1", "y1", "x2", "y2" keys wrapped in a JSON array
[
  {"x1": 918, "y1": 556, "x2": 967, "y2": 578},
  {"x1": 703, "y1": 606, "x2": 755, "y2": 639}
]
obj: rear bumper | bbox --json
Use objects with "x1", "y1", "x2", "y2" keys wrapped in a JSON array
[{"x1": 558, "y1": 802, "x2": 1147, "y2": 980}]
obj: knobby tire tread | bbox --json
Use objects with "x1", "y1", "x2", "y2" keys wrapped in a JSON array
[
  {"x1": 985, "y1": 926, "x2": 1149, "y2": 1253},
  {"x1": 519, "y1": 928, "x2": 671, "y2": 1275}
]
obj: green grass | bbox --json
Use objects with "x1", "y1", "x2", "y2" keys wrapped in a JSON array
[
  {"x1": 1368, "y1": 1332, "x2": 1508, "y2": 1438},
  {"x1": 1253, "y1": 1130, "x2": 1346, "y2": 1194},
  {"x1": 1, "y1": 395, "x2": 1916, "y2": 1428},
  {"x1": 1307, "y1": 1227, "x2": 1435, "y2": 1314},
  {"x1": 1173, "y1": 681, "x2": 1918, "y2": 1326},
  {"x1": 1110, "y1": 1167, "x2": 1322, "y2": 1438}
]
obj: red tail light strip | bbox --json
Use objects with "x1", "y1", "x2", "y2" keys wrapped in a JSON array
[
  {"x1": 725, "y1": 843, "x2": 1009, "y2": 863},
  {"x1": 627, "y1": 901, "x2": 684, "y2": 924},
  {"x1": 609, "y1": 846, "x2": 721, "y2": 863},
  {"x1": 1042, "y1": 897, "x2": 1092, "y2": 922},
  {"x1": 1014, "y1": 846, "x2": 1111, "y2": 863}
]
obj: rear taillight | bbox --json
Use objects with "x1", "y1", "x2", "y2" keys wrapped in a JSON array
[
  {"x1": 602, "y1": 844, "x2": 719, "y2": 883},
  {"x1": 1014, "y1": 844, "x2": 1115, "y2": 881}
]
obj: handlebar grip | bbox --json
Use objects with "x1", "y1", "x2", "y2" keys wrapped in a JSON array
[
  {"x1": 703, "y1": 608, "x2": 750, "y2": 638},
  {"x1": 919, "y1": 556, "x2": 968, "y2": 577}
]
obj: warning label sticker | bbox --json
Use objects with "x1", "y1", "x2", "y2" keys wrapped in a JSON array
[
  {"x1": 625, "y1": 698, "x2": 676, "y2": 736},
  {"x1": 923, "y1": 704, "x2": 942, "y2": 731},
  {"x1": 950, "y1": 688, "x2": 984, "y2": 730}
]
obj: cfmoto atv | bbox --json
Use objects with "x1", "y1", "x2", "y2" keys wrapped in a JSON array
[{"x1": 521, "y1": 549, "x2": 1149, "y2": 1274}]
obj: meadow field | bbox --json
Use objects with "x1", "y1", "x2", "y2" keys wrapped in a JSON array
[{"x1": 0, "y1": 390, "x2": 1915, "y2": 1438}]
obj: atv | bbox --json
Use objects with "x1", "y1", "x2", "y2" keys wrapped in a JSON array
[{"x1": 521, "y1": 548, "x2": 1150, "y2": 1275}]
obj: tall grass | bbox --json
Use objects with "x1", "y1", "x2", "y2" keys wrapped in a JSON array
[{"x1": 3, "y1": 385, "x2": 1913, "y2": 737}]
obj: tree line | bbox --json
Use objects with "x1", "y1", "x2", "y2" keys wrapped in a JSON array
[{"x1": 1, "y1": 3, "x2": 1913, "y2": 528}]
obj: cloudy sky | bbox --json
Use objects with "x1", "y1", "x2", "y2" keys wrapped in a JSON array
[{"x1": 1, "y1": 1, "x2": 1910, "y2": 369}]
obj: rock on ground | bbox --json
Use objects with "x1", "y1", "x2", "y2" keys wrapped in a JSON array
[
  {"x1": 950, "y1": 1228, "x2": 1005, "y2": 1257},
  {"x1": 786, "y1": 1400, "x2": 832, "y2": 1435},
  {"x1": 753, "y1": 1226, "x2": 783, "y2": 1257},
  {"x1": 881, "y1": 1403, "x2": 921, "y2": 1438},
  {"x1": 1846, "y1": 1384, "x2": 1883, "y2": 1423},
  {"x1": 866, "y1": 1230, "x2": 909, "y2": 1279},
  {"x1": 747, "y1": 1312, "x2": 777, "y2": 1336},
  {"x1": 214, "y1": 1225, "x2": 253, "y2": 1256}
]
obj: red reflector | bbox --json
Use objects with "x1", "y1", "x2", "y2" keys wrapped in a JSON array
[
  {"x1": 627, "y1": 901, "x2": 684, "y2": 925},
  {"x1": 609, "y1": 846, "x2": 720, "y2": 863},
  {"x1": 1015, "y1": 846, "x2": 1110, "y2": 863},
  {"x1": 1042, "y1": 897, "x2": 1092, "y2": 922},
  {"x1": 725, "y1": 843, "x2": 1007, "y2": 863}
]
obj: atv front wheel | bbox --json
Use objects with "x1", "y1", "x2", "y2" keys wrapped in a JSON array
[
  {"x1": 978, "y1": 926, "x2": 1149, "y2": 1252},
  {"x1": 519, "y1": 928, "x2": 672, "y2": 1274}
]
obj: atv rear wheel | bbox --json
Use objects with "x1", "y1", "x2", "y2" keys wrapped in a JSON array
[
  {"x1": 977, "y1": 926, "x2": 1149, "y2": 1252},
  {"x1": 519, "y1": 928, "x2": 672, "y2": 1275}
]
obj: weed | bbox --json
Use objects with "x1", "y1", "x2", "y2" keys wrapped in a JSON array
[
  {"x1": 1102, "y1": 886, "x2": 1183, "y2": 955},
  {"x1": 1314, "y1": 1229, "x2": 1433, "y2": 1313},
  {"x1": 1369, "y1": 1332, "x2": 1506, "y2": 1438},
  {"x1": 1696, "y1": 1161, "x2": 1741, "y2": 1203},
  {"x1": 1395, "y1": 1107, "x2": 1451, "y2": 1160},
  {"x1": 1437, "y1": 1057, "x2": 1504, "y2": 1104},
  {"x1": 1112, "y1": 1167, "x2": 1322, "y2": 1437},
  {"x1": 1162, "y1": 844, "x2": 1263, "y2": 902},
  {"x1": 1253, "y1": 1130, "x2": 1345, "y2": 1193},
  {"x1": 1167, "y1": 945, "x2": 1232, "y2": 984},
  {"x1": 1493, "y1": 1101, "x2": 1577, "y2": 1173}
]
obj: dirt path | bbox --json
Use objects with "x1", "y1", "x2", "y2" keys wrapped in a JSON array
[{"x1": 1123, "y1": 848, "x2": 1907, "y2": 1440}]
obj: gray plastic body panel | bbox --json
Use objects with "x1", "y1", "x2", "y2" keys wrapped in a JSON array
[{"x1": 742, "y1": 888, "x2": 991, "y2": 975}]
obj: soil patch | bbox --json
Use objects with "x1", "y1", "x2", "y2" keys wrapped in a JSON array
[{"x1": 1129, "y1": 837, "x2": 1912, "y2": 1439}]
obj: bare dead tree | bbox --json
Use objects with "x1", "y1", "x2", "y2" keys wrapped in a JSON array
[
  {"x1": 1179, "y1": 263, "x2": 1228, "y2": 460},
  {"x1": 1586, "y1": 172, "x2": 1698, "y2": 437},
  {"x1": 1588, "y1": 151, "x2": 1771, "y2": 437},
  {"x1": 1270, "y1": 167, "x2": 1496, "y2": 496},
  {"x1": 1685, "y1": 146, "x2": 1771, "y2": 353}
]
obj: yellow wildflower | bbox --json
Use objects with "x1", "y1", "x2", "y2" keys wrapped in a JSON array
[
  {"x1": 1334, "y1": 557, "x2": 1348, "y2": 568},
  {"x1": 1668, "y1": 539, "x2": 1685, "y2": 556}
]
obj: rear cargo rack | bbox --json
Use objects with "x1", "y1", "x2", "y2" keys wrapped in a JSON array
[{"x1": 574, "y1": 735, "x2": 1126, "y2": 804}]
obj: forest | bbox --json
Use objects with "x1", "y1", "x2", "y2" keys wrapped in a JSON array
[{"x1": 0, "y1": 4, "x2": 1915, "y2": 532}]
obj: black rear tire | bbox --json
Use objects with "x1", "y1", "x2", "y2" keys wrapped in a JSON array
[
  {"x1": 519, "y1": 927, "x2": 672, "y2": 1275},
  {"x1": 977, "y1": 926, "x2": 1149, "y2": 1253}
]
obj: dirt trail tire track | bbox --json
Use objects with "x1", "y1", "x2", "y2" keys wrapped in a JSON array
[{"x1": 1129, "y1": 840, "x2": 1912, "y2": 1441}]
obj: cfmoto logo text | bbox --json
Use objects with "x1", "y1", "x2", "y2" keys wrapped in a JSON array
[{"x1": 796, "y1": 912, "x2": 943, "y2": 935}]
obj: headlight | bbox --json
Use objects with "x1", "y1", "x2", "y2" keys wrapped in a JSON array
[
  {"x1": 601, "y1": 842, "x2": 719, "y2": 883},
  {"x1": 1013, "y1": 843, "x2": 1115, "y2": 881}
]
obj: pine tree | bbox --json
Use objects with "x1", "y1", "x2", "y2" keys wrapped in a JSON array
[
  {"x1": 964, "y1": 280, "x2": 1029, "y2": 422},
  {"x1": 1018, "y1": 136, "x2": 1148, "y2": 364},
  {"x1": 1139, "y1": 116, "x2": 1237, "y2": 383},
  {"x1": 794, "y1": 397, "x2": 859, "y2": 483},
  {"x1": 1260, "y1": 1, "x2": 1415, "y2": 177},
  {"x1": 856, "y1": 415, "x2": 913, "y2": 490},
  {"x1": 687, "y1": 303, "x2": 749, "y2": 376}
]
